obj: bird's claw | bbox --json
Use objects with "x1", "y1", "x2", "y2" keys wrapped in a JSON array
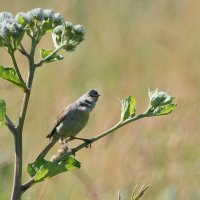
[
  {"x1": 83, "y1": 139, "x2": 92, "y2": 148},
  {"x1": 70, "y1": 148, "x2": 76, "y2": 156}
]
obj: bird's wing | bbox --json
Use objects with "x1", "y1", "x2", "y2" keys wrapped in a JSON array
[{"x1": 46, "y1": 106, "x2": 70, "y2": 139}]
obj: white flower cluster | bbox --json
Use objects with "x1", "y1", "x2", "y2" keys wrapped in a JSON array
[
  {"x1": 15, "y1": 8, "x2": 64, "y2": 36},
  {"x1": 0, "y1": 12, "x2": 24, "y2": 52},
  {"x1": 52, "y1": 22, "x2": 85, "y2": 51},
  {"x1": 0, "y1": 8, "x2": 85, "y2": 53}
]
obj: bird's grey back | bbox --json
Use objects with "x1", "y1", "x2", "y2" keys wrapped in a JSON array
[
  {"x1": 46, "y1": 90, "x2": 98, "y2": 139},
  {"x1": 47, "y1": 103, "x2": 90, "y2": 139}
]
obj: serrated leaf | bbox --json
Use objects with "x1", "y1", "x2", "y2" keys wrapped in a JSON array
[
  {"x1": 0, "y1": 99, "x2": 6, "y2": 127},
  {"x1": 40, "y1": 49, "x2": 63, "y2": 63},
  {"x1": 120, "y1": 96, "x2": 136, "y2": 122},
  {"x1": 27, "y1": 156, "x2": 81, "y2": 183},
  {"x1": 153, "y1": 103, "x2": 177, "y2": 116},
  {"x1": 0, "y1": 66, "x2": 23, "y2": 88}
]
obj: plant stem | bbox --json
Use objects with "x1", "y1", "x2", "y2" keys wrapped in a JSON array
[
  {"x1": 93, "y1": 113, "x2": 147, "y2": 142},
  {"x1": 21, "y1": 114, "x2": 148, "y2": 191},
  {"x1": 35, "y1": 44, "x2": 67, "y2": 67},
  {"x1": 5, "y1": 115, "x2": 16, "y2": 135},
  {"x1": 56, "y1": 113, "x2": 147, "y2": 162},
  {"x1": 18, "y1": 44, "x2": 29, "y2": 58},
  {"x1": 11, "y1": 76, "x2": 34, "y2": 200},
  {"x1": 11, "y1": 37, "x2": 38, "y2": 200},
  {"x1": 10, "y1": 52, "x2": 28, "y2": 93}
]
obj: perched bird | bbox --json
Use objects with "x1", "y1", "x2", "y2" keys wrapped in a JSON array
[{"x1": 37, "y1": 90, "x2": 100, "y2": 160}]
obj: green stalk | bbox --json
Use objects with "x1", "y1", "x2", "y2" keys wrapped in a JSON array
[
  {"x1": 10, "y1": 52, "x2": 28, "y2": 93},
  {"x1": 21, "y1": 113, "x2": 148, "y2": 191},
  {"x1": 11, "y1": 37, "x2": 38, "y2": 200},
  {"x1": 35, "y1": 44, "x2": 67, "y2": 67}
]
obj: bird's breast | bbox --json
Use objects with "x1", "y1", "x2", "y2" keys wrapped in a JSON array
[{"x1": 56, "y1": 109, "x2": 90, "y2": 138}]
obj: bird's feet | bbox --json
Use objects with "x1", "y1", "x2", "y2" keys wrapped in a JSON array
[
  {"x1": 70, "y1": 136, "x2": 92, "y2": 148},
  {"x1": 70, "y1": 148, "x2": 76, "y2": 156},
  {"x1": 83, "y1": 139, "x2": 92, "y2": 148}
]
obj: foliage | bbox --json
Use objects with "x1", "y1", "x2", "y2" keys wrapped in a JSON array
[
  {"x1": 0, "y1": 8, "x2": 85, "y2": 199},
  {"x1": 40, "y1": 49, "x2": 63, "y2": 64},
  {"x1": 120, "y1": 96, "x2": 136, "y2": 122},
  {"x1": 147, "y1": 89, "x2": 177, "y2": 116},
  {"x1": 0, "y1": 66, "x2": 23, "y2": 88},
  {"x1": 0, "y1": 7, "x2": 176, "y2": 200},
  {"x1": 27, "y1": 156, "x2": 80, "y2": 183}
]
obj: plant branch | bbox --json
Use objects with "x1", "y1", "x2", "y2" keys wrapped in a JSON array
[
  {"x1": 10, "y1": 52, "x2": 28, "y2": 93},
  {"x1": 5, "y1": 114, "x2": 16, "y2": 135},
  {"x1": 11, "y1": 70, "x2": 33, "y2": 200},
  {"x1": 55, "y1": 113, "x2": 147, "y2": 163},
  {"x1": 21, "y1": 113, "x2": 148, "y2": 191},
  {"x1": 18, "y1": 44, "x2": 29, "y2": 58},
  {"x1": 35, "y1": 44, "x2": 67, "y2": 67}
]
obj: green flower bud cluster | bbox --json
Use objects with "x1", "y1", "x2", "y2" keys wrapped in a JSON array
[
  {"x1": 0, "y1": 8, "x2": 85, "y2": 54},
  {"x1": 15, "y1": 8, "x2": 65, "y2": 36},
  {"x1": 52, "y1": 22, "x2": 85, "y2": 51},
  {"x1": 149, "y1": 89, "x2": 175, "y2": 108},
  {"x1": 0, "y1": 12, "x2": 24, "y2": 52},
  {"x1": 147, "y1": 89, "x2": 176, "y2": 116}
]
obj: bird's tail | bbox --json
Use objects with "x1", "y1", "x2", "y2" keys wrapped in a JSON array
[{"x1": 37, "y1": 135, "x2": 59, "y2": 160}]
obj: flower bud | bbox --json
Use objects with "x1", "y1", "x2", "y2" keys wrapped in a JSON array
[
  {"x1": 65, "y1": 21, "x2": 73, "y2": 30},
  {"x1": 0, "y1": 17, "x2": 24, "y2": 50},
  {"x1": 52, "y1": 13, "x2": 64, "y2": 26},
  {"x1": 149, "y1": 89, "x2": 174, "y2": 108},
  {"x1": 43, "y1": 9, "x2": 54, "y2": 20},
  {"x1": 0, "y1": 22, "x2": 10, "y2": 36},
  {"x1": 73, "y1": 24, "x2": 85, "y2": 36},
  {"x1": 29, "y1": 8, "x2": 44, "y2": 21},
  {"x1": 0, "y1": 12, "x2": 13, "y2": 23},
  {"x1": 53, "y1": 25, "x2": 63, "y2": 35}
]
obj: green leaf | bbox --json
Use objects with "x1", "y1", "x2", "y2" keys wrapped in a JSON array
[
  {"x1": 27, "y1": 156, "x2": 81, "y2": 183},
  {"x1": 0, "y1": 99, "x2": 6, "y2": 127},
  {"x1": 120, "y1": 96, "x2": 136, "y2": 122},
  {"x1": 40, "y1": 49, "x2": 63, "y2": 63},
  {"x1": 41, "y1": 20, "x2": 53, "y2": 33},
  {"x1": 153, "y1": 103, "x2": 177, "y2": 116},
  {"x1": 0, "y1": 66, "x2": 23, "y2": 88}
]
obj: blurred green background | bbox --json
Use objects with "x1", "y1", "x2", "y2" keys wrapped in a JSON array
[{"x1": 0, "y1": 0, "x2": 200, "y2": 199}]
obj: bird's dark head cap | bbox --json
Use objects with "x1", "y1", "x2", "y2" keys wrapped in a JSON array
[{"x1": 88, "y1": 90, "x2": 100, "y2": 97}]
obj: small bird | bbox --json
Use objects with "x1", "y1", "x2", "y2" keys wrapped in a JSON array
[{"x1": 37, "y1": 90, "x2": 100, "y2": 160}]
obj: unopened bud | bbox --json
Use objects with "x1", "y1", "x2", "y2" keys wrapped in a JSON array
[
  {"x1": 29, "y1": 8, "x2": 44, "y2": 21},
  {"x1": 43, "y1": 9, "x2": 54, "y2": 20},
  {"x1": 149, "y1": 89, "x2": 174, "y2": 108},
  {"x1": 73, "y1": 24, "x2": 85, "y2": 36}
]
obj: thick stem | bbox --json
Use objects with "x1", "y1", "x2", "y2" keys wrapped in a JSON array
[
  {"x1": 11, "y1": 130, "x2": 22, "y2": 200},
  {"x1": 11, "y1": 38, "x2": 37, "y2": 200},
  {"x1": 11, "y1": 80, "x2": 33, "y2": 200}
]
